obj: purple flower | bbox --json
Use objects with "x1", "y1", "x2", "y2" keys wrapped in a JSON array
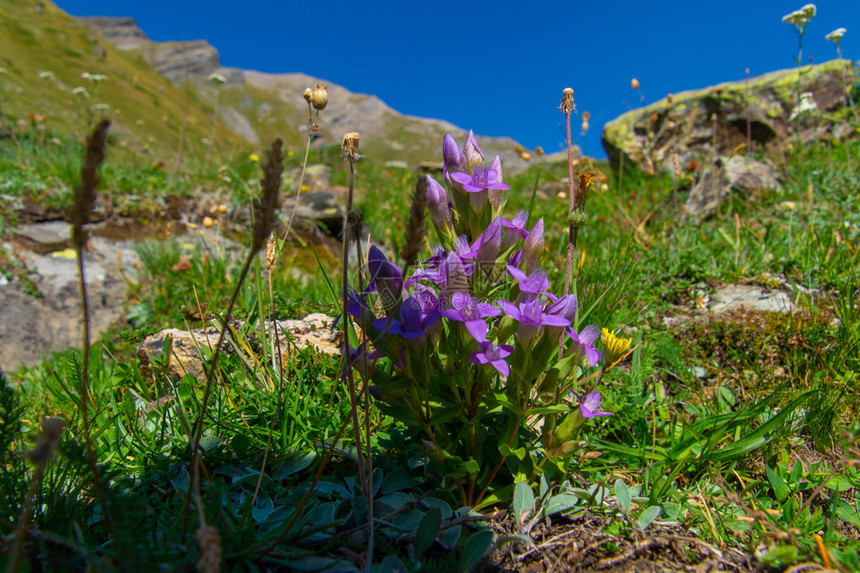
[
  {"x1": 578, "y1": 392, "x2": 613, "y2": 418},
  {"x1": 443, "y1": 134, "x2": 466, "y2": 182},
  {"x1": 470, "y1": 341, "x2": 514, "y2": 376},
  {"x1": 450, "y1": 165, "x2": 510, "y2": 194},
  {"x1": 522, "y1": 218, "x2": 544, "y2": 275},
  {"x1": 372, "y1": 296, "x2": 441, "y2": 339},
  {"x1": 441, "y1": 292, "x2": 501, "y2": 342},
  {"x1": 425, "y1": 175, "x2": 452, "y2": 231},
  {"x1": 498, "y1": 296, "x2": 570, "y2": 343},
  {"x1": 567, "y1": 324, "x2": 602, "y2": 366},
  {"x1": 506, "y1": 266, "x2": 552, "y2": 298},
  {"x1": 501, "y1": 210, "x2": 530, "y2": 252}
]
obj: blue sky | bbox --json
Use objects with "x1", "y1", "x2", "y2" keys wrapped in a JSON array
[{"x1": 56, "y1": 1, "x2": 857, "y2": 159}]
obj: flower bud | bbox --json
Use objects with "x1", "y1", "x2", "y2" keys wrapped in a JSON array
[
  {"x1": 522, "y1": 218, "x2": 544, "y2": 274},
  {"x1": 312, "y1": 83, "x2": 328, "y2": 110},
  {"x1": 463, "y1": 130, "x2": 484, "y2": 174},
  {"x1": 303, "y1": 88, "x2": 313, "y2": 103},
  {"x1": 442, "y1": 133, "x2": 465, "y2": 179},
  {"x1": 425, "y1": 175, "x2": 452, "y2": 231},
  {"x1": 631, "y1": 78, "x2": 640, "y2": 90}
]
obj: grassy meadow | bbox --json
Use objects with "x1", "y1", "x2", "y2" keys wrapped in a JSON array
[{"x1": 1, "y1": 4, "x2": 859, "y2": 572}]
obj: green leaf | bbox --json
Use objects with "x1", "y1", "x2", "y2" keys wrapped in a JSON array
[
  {"x1": 513, "y1": 481, "x2": 535, "y2": 527},
  {"x1": 499, "y1": 443, "x2": 526, "y2": 461},
  {"x1": 459, "y1": 530, "x2": 494, "y2": 572},
  {"x1": 276, "y1": 451, "x2": 317, "y2": 480},
  {"x1": 637, "y1": 506, "x2": 661, "y2": 530},
  {"x1": 544, "y1": 493, "x2": 579, "y2": 516},
  {"x1": 615, "y1": 479, "x2": 631, "y2": 514},
  {"x1": 767, "y1": 466, "x2": 790, "y2": 501},
  {"x1": 463, "y1": 458, "x2": 481, "y2": 475},
  {"x1": 429, "y1": 403, "x2": 463, "y2": 425},
  {"x1": 834, "y1": 500, "x2": 860, "y2": 527},
  {"x1": 414, "y1": 508, "x2": 442, "y2": 557}
]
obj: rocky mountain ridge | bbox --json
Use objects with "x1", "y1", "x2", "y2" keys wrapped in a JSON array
[{"x1": 81, "y1": 16, "x2": 535, "y2": 170}]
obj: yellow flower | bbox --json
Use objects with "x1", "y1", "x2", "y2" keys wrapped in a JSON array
[
  {"x1": 601, "y1": 328, "x2": 632, "y2": 365},
  {"x1": 249, "y1": 153, "x2": 260, "y2": 162}
]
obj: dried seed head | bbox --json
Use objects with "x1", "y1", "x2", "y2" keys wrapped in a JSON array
[
  {"x1": 667, "y1": 93, "x2": 674, "y2": 104},
  {"x1": 559, "y1": 87, "x2": 575, "y2": 114},
  {"x1": 196, "y1": 525, "x2": 222, "y2": 573},
  {"x1": 137, "y1": 348, "x2": 153, "y2": 384},
  {"x1": 581, "y1": 111, "x2": 591, "y2": 122},
  {"x1": 673, "y1": 150, "x2": 681, "y2": 177},
  {"x1": 535, "y1": 146, "x2": 544, "y2": 156},
  {"x1": 303, "y1": 87, "x2": 313, "y2": 103},
  {"x1": 265, "y1": 233, "x2": 278, "y2": 272},
  {"x1": 400, "y1": 177, "x2": 427, "y2": 267},
  {"x1": 312, "y1": 83, "x2": 328, "y2": 110},
  {"x1": 72, "y1": 119, "x2": 111, "y2": 249},
  {"x1": 252, "y1": 139, "x2": 284, "y2": 253},
  {"x1": 631, "y1": 78, "x2": 640, "y2": 90},
  {"x1": 342, "y1": 132, "x2": 361, "y2": 161}
]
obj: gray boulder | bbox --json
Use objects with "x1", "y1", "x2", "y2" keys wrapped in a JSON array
[{"x1": 685, "y1": 155, "x2": 782, "y2": 221}]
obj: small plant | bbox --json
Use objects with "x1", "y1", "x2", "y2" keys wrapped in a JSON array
[{"x1": 343, "y1": 127, "x2": 632, "y2": 509}]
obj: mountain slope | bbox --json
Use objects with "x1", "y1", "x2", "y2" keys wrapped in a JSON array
[
  {"x1": 0, "y1": 0, "x2": 250, "y2": 164},
  {"x1": 1, "y1": 1, "x2": 533, "y2": 170}
]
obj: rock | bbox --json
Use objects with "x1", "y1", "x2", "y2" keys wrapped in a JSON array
[
  {"x1": 708, "y1": 284, "x2": 794, "y2": 314},
  {"x1": 685, "y1": 155, "x2": 782, "y2": 221},
  {"x1": 140, "y1": 40, "x2": 223, "y2": 83},
  {"x1": 285, "y1": 164, "x2": 331, "y2": 192},
  {"x1": 0, "y1": 244, "x2": 126, "y2": 370},
  {"x1": 602, "y1": 60, "x2": 854, "y2": 173},
  {"x1": 13, "y1": 221, "x2": 72, "y2": 255},
  {"x1": 137, "y1": 313, "x2": 341, "y2": 380},
  {"x1": 281, "y1": 191, "x2": 343, "y2": 236},
  {"x1": 384, "y1": 160, "x2": 410, "y2": 170},
  {"x1": 81, "y1": 16, "x2": 149, "y2": 50}
]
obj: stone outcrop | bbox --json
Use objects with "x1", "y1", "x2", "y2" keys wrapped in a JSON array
[
  {"x1": 137, "y1": 313, "x2": 341, "y2": 380},
  {"x1": 80, "y1": 16, "x2": 148, "y2": 49},
  {"x1": 602, "y1": 60, "x2": 855, "y2": 173},
  {"x1": 685, "y1": 155, "x2": 783, "y2": 221}
]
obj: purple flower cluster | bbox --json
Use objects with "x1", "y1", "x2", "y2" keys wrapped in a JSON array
[{"x1": 345, "y1": 132, "x2": 610, "y2": 419}]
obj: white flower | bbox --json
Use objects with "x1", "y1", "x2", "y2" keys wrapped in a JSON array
[
  {"x1": 789, "y1": 92, "x2": 818, "y2": 121},
  {"x1": 91, "y1": 73, "x2": 108, "y2": 83},
  {"x1": 38, "y1": 70, "x2": 55, "y2": 81},
  {"x1": 208, "y1": 73, "x2": 226, "y2": 85},
  {"x1": 826, "y1": 27, "x2": 847, "y2": 43},
  {"x1": 81, "y1": 72, "x2": 92, "y2": 80},
  {"x1": 782, "y1": 4, "x2": 816, "y2": 29},
  {"x1": 72, "y1": 86, "x2": 89, "y2": 98}
]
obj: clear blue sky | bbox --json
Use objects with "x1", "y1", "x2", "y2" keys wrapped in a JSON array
[{"x1": 56, "y1": 0, "x2": 857, "y2": 159}]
